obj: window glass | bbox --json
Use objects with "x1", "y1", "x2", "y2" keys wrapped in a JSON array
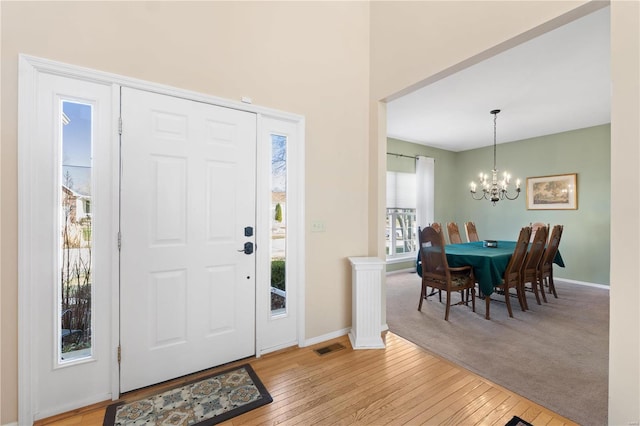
[
  {"x1": 271, "y1": 134, "x2": 287, "y2": 314},
  {"x1": 386, "y1": 208, "x2": 417, "y2": 257},
  {"x1": 60, "y1": 101, "x2": 93, "y2": 362}
]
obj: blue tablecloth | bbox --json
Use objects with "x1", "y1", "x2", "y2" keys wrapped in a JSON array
[{"x1": 416, "y1": 241, "x2": 565, "y2": 296}]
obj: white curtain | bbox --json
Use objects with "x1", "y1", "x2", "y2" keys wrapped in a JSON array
[{"x1": 415, "y1": 156, "x2": 434, "y2": 228}]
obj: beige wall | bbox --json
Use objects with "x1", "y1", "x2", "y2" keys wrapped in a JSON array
[
  {"x1": 1, "y1": 2, "x2": 370, "y2": 422},
  {"x1": 2, "y1": 1, "x2": 638, "y2": 424}
]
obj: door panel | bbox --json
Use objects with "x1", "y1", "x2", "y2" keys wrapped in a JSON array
[
  {"x1": 257, "y1": 118, "x2": 300, "y2": 354},
  {"x1": 26, "y1": 71, "x2": 114, "y2": 420},
  {"x1": 120, "y1": 88, "x2": 257, "y2": 392}
]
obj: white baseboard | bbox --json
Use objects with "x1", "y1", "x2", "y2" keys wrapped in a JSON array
[
  {"x1": 3, "y1": 422, "x2": 18, "y2": 426},
  {"x1": 303, "y1": 328, "x2": 350, "y2": 347},
  {"x1": 555, "y1": 278, "x2": 609, "y2": 290},
  {"x1": 386, "y1": 268, "x2": 416, "y2": 275},
  {"x1": 257, "y1": 340, "x2": 298, "y2": 357},
  {"x1": 303, "y1": 324, "x2": 389, "y2": 348}
]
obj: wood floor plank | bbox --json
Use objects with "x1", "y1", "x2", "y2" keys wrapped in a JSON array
[
  {"x1": 352, "y1": 369, "x2": 469, "y2": 425},
  {"x1": 430, "y1": 382, "x2": 494, "y2": 425},
  {"x1": 547, "y1": 417, "x2": 570, "y2": 426},
  {"x1": 240, "y1": 341, "x2": 425, "y2": 423},
  {"x1": 406, "y1": 379, "x2": 490, "y2": 424},
  {"x1": 521, "y1": 405, "x2": 545, "y2": 423},
  {"x1": 294, "y1": 356, "x2": 457, "y2": 425},
  {"x1": 36, "y1": 332, "x2": 577, "y2": 426},
  {"x1": 256, "y1": 336, "x2": 424, "y2": 406},
  {"x1": 493, "y1": 400, "x2": 536, "y2": 424},
  {"x1": 251, "y1": 351, "x2": 433, "y2": 425},
  {"x1": 384, "y1": 374, "x2": 480, "y2": 424},
  {"x1": 472, "y1": 394, "x2": 521, "y2": 425},
  {"x1": 240, "y1": 354, "x2": 394, "y2": 423},
  {"x1": 532, "y1": 411, "x2": 554, "y2": 425}
]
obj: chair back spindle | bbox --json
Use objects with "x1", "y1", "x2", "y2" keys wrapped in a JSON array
[
  {"x1": 429, "y1": 222, "x2": 442, "y2": 234},
  {"x1": 530, "y1": 222, "x2": 549, "y2": 243},
  {"x1": 464, "y1": 222, "x2": 479, "y2": 242},
  {"x1": 446, "y1": 222, "x2": 463, "y2": 244}
]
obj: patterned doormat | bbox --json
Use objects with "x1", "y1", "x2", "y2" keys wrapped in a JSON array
[
  {"x1": 505, "y1": 415, "x2": 534, "y2": 426},
  {"x1": 103, "y1": 364, "x2": 272, "y2": 425}
]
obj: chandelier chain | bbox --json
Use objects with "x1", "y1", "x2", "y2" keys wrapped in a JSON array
[{"x1": 493, "y1": 112, "x2": 497, "y2": 170}]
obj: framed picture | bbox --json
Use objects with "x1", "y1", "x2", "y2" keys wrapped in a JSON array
[{"x1": 526, "y1": 173, "x2": 577, "y2": 210}]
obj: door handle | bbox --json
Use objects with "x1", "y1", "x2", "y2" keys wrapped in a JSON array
[{"x1": 238, "y1": 242, "x2": 254, "y2": 255}]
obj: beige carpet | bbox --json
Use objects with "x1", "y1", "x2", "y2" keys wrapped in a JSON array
[{"x1": 386, "y1": 271, "x2": 609, "y2": 426}]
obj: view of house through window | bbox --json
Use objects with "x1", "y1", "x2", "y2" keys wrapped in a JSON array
[
  {"x1": 271, "y1": 134, "x2": 287, "y2": 314},
  {"x1": 386, "y1": 171, "x2": 418, "y2": 258},
  {"x1": 386, "y1": 208, "x2": 417, "y2": 256},
  {"x1": 60, "y1": 101, "x2": 93, "y2": 362}
]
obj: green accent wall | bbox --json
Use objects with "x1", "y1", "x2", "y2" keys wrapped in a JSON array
[{"x1": 387, "y1": 124, "x2": 611, "y2": 285}]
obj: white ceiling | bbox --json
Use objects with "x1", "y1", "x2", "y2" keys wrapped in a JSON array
[{"x1": 386, "y1": 6, "x2": 611, "y2": 152}]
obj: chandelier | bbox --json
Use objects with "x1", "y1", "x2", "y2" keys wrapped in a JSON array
[{"x1": 470, "y1": 109, "x2": 520, "y2": 205}]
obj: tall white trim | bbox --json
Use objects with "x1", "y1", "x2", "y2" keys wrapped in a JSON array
[
  {"x1": 294, "y1": 118, "x2": 306, "y2": 348},
  {"x1": 18, "y1": 54, "x2": 306, "y2": 424},
  {"x1": 18, "y1": 54, "x2": 37, "y2": 426},
  {"x1": 109, "y1": 85, "x2": 121, "y2": 404}
]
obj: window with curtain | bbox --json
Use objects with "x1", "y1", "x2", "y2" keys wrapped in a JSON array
[
  {"x1": 385, "y1": 155, "x2": 434, "y2": 261},
  {"x1": 386, "y1": 171, "x2": 417, "y2": 259}
]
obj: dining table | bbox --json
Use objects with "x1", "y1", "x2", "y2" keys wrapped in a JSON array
[{"x1": 416, "y1": 240, "x2": 565, "y2": 296}]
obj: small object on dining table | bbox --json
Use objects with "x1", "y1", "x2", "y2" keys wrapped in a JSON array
[{"x1": 483, "y1": 240, "x2": 498, "y2": 248}]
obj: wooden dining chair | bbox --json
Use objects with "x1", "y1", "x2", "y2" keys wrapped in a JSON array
[
  {"x1": 418, "y1": 226, "x2": 476, "y2": 320},
  {"x1": 464, "y1": 221, "x2": 479, "y2": 242},
  {"x1": 521, "y1": 225, "x2": 549, "y2": 309},
  {"x1": 446, "y1": 222, "x2": 463, "y2": 244},
  {"x1": 539, "y1": 224, "x2": 564, "y2": 299},
  {"x1": 429, "y1": 222, "x2": 442, "y2": 234},
  {"x1": 484, "y1": 226, "x2": 531, "y2": 320},
  {"x1": 530, "y1": 222, "x2": 549, "y2": 243}
]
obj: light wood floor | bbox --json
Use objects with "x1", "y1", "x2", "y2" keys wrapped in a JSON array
[{"x1": 36, "y1": 332, "x2": 577, "y2": 425}]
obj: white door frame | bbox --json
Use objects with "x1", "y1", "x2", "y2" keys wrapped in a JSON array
[
  {"x1": 18, "y1": 54, "x2": 305, "y2": 425},
  {"x1": 256, "y1": 116, "x2": 305, "y2": 355}
]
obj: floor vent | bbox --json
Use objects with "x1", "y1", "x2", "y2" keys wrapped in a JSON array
[{"x1": 314, "y1": 343, "x2": 346, "y2": 356}]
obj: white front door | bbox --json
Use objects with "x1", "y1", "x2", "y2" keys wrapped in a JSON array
[{"x1": 119, "y1": 88, "x2": 257, "y2": 392}]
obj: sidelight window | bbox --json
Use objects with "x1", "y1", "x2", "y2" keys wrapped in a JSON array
[
  {"x1": 270, "y1": 134, "x2": 287, "y2": 315},
  {"x1": 59, "y1": 101, "x2": 93, "y2": 363}
]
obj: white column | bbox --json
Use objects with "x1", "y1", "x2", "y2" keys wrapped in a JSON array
[{"x1": 348, "y1": 257, "x2": 385, "y2": 349}]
